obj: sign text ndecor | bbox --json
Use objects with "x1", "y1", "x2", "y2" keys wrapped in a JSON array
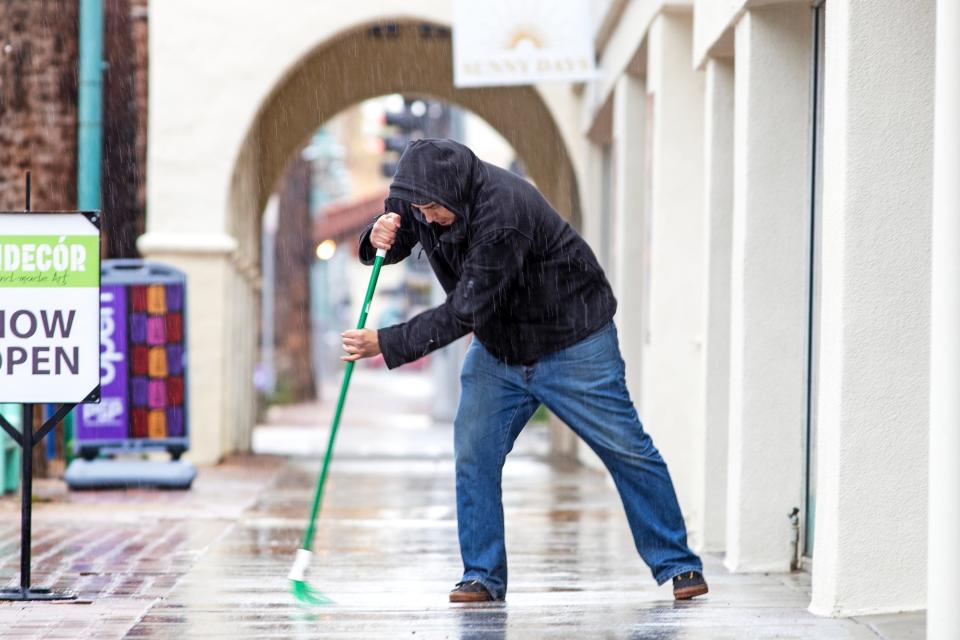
[{"x1": 0, "y1": 212, "x2": 101, "y2": 403}]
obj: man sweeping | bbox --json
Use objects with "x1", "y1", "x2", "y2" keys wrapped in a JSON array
[{"x1": 342, "y1": 139, "x2": 707, "y2": 603}]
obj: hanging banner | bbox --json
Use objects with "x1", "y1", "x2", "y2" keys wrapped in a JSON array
[
  {"x1": 452, "y1": 0, "x2": 596, "y2": 88},
  {"x1": 0, "y1": 212, "x2": 101, "y2": 403}
]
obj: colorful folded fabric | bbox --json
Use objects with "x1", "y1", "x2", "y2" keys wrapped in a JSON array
[
  {"x1": 147, "y1": 285, "x2": 167, "y2": 314},
  {"x1": 147, "y1": 316, "x2": 166, "y2": 345},
  {"x1": 131, "y1": 286, "x2": 148, "y2": 312},
  {"x1": 166, "y1": 345, "x2": 184, "y2": 376},
  {"x1": 148, "y1": 347, "x2": 168, "y2": 377},
  {"x1": 166, "y1": 406, "x2": 185, "y2": 437},
  {"x1": 148, "y1": 379, "x2": 167, "y2": 409},
  {"x1": 167, "y1": 376, "x2": 184, "y2": 405},
  {"x1": 88, "y1": 280, "x2": 191, "y2": 443},
  {"x1": 132, "y1": 376, "x2": 149, "y2": 407},
  {"x1": 166, "y1": 313, "x2": 183, "y2": 343},
  {"x1": 148, "y1": 410, "x2": 167, "y2": 438},
  {"x1": 132, "y1": 408, "x2": 148, "y2": 438},
  {"x1": 166, "y1": 284, "x2": 184, "y2": 312},
  {"x1": 132, "y1": 347, "x2": 149, "y2": 376},
  {"x1": 130, "y1": 314, "x2": 147, "y2": 344}
]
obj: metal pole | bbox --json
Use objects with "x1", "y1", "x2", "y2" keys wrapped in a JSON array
[
  {"x1": 21, "y1": 175, "x2": 31, "y2": 594},
  {"x1": 78, "y1": 0, "x2": 104, "y2": 211},
  {"x1": 19, "y1": 404, "x2": 32, "y2": 594}
]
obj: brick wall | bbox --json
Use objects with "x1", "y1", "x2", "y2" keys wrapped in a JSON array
[
  {"x1": 131, "y1": 0, "x2": 147, "y2": 228},
  {"x1": 102, "y1": 0, "x2": 148, "y2": 257},
  {"x1": 0, "y1": 0, "x2": 148, "y2": 252},
  {"x1": 0, "y1": 0, "x2": 79, "y2": 211}
]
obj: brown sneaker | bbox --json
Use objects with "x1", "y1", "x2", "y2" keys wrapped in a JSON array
[
  {"x1": 449, "y1": 580, "x2": 494, "y2": 603},
  {"x1": 672, "y1": 571, "x2": 709, "y2": 600}
]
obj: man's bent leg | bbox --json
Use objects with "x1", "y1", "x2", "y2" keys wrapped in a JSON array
[
  {"x1": 531, "y1": 322, "x2": 702, "y2": 585},
  {"x1": 454, "y1": 340, "x2": 539, "y2": 600}
]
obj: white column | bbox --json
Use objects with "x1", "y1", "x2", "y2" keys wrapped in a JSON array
[
  {"x1": 810, "y1": 0, "x2": 934, "y2": 617},
  {"x1": 699, "y1": 56, "x2": 734, "y2": 552},
  {"x1": 929, "y1": 1, "x2": 960, "y2": 636},
  {"x1": 243, "y1": 267, "x2": 259, "y2": 449},
  {"x1": 642, "y1": 10, "x2": 706, "y2": 529},
  {"x1": 726, "y1": 4, "x2": 810, "y2": 573},
  {"x1": 230, "y1": 262, "x2": 258, "y2": 452},
  {"x1": 138, "y1": 235, "x2": 236, "y2": 464},
  {"x1": 612, "y1": 72, "x2": 646, "y2": 412},
  {"x1": 222, "y1": 266, "x2": 240, "y2": 453}
]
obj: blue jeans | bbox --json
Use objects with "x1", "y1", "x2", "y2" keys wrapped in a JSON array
[{"x1": 454, "y1": 321, "x2": 702, "y2": 599}]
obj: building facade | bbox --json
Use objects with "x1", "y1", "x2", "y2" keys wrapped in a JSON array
[{"x1": 145, "y1": 0, "x2": 957, "y2": 628}]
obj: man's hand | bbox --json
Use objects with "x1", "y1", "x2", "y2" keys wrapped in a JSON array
[
  {"x1": 370, "y1": 212, "x2": 401, "y2": 251},
  {"x1": 341, "y1": 329, "x2": 381, "y2": 362}
]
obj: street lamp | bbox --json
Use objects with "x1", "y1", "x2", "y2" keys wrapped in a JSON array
[{"x1": 316, "y1": 239, "x2": 337, "y2": 261}]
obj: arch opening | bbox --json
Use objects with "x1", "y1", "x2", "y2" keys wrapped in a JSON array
[
  {"x1": 228, "y1": 19, "x2": 582, "y2": 265},
  {"x1": 260, "y1": 94, "x2": 527, "y2": 413},
  {"x1": 212, "y1": 19, "x2": 582, "y2": 460}
]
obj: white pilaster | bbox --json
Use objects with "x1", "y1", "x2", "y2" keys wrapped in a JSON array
[
  {"x1": 138, "y1": 235, "x2": 237, "y2": 464},
  {"x1": 642, "y1": 10, "x2": 706, "y2": 529},
  {"x1": 726, "y1": 4, "x2": 810, "y2": 573},
  {"x1": 611, "y1": 72, "x2": 647, "y2": 412},
  {"x1": 810, "y1": 0, "x2": 934, "y2": 617},
  {"x1": 929, "y1": 1, "x2": 960, "y2": 636},
  {"x1": 699, "y1": 56, "x2": 734, "y2": 552}
]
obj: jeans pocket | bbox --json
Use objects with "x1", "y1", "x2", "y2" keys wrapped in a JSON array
[{"x1": 565, "y1": 321, "x2": 616, "y2": 357}]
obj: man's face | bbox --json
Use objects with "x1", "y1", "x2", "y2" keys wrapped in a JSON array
[{"x1": 411, "y1": 202, "x2": 456, "y2": 226}]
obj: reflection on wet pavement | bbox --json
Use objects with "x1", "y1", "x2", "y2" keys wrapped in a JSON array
[
  {"x1": 0, "y1": 370, "x2": 917, "y2": 638},
  {"x1": 120, "y1": 451, "x2": 880, "y2": 639}
]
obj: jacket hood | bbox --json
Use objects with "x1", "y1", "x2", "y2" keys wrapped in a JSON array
[{"x1": 388, "y1": 139, "x2": 480, "y2": 219}]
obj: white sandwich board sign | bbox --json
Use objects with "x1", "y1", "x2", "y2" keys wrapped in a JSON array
[
  {"x1": 0, "y1": 212, "x2": 101, "y2": 403},
  {"x1": 452, "y1": 0, "x2": 596, "y2": 88}
]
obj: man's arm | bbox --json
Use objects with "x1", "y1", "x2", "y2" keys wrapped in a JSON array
[
  {"x1": 358, "y1": 198, "x2": 418, "y2": 266},
  {"x1": 376, "y1": 228, "x2": 532, "y2": 369}
]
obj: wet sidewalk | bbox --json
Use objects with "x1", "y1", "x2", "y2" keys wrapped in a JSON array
[{"x1": 1, "y1": 368, "x2": 923, "y2": 638}]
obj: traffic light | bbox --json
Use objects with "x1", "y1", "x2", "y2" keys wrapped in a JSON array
[
  {"x1": 380, "y1": 101, "x2": 423, "y2": 177},
  {"x1": 384, "y1": 110, "x2": 424, "y2": 133},
  {"x1": 379, "y1": 98, "x2": 452, "y2": 177}
]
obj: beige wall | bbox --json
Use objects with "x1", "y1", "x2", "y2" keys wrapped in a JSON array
[{"x1": 590, "y1": 0, "x2": 941, "y2": 620}]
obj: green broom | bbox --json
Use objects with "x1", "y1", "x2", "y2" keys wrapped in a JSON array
[{"x1": 289, "y1": 246, "x2": 386, "y2": 605}]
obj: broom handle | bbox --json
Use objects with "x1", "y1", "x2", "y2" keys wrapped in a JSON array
[{"x1": 301, "y1": 247, "x2": 386, "y2": 550}]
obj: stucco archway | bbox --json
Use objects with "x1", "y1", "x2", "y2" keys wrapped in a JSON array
[
  {"x1": 144, "y1": 12, "x2": 584, "y2": 464},
  {"x1": 229, "y1": 21, "x2": 582, "y2": 261}
]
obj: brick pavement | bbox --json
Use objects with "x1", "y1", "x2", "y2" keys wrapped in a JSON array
[{"x1": 0, "y1": 456, "x2": 282, "y2": 639}]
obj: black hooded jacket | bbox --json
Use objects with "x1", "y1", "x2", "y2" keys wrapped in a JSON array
[{"x1": 358, "y1": 139, "x2": 617, "y2": 369}]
